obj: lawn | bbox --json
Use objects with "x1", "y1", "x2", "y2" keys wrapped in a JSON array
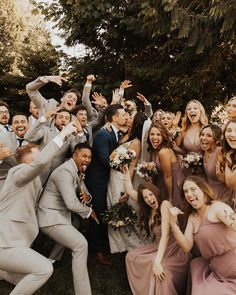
[{"x1": 0, "y1": 249, "x2": 132, "y2": 295}]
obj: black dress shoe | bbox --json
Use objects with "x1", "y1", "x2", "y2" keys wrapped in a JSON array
[{"x1": 92, "y1": 252, "x2": 112, "y2": 265}]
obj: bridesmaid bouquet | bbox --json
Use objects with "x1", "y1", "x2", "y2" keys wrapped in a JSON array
[
  {"x1": 109, "y1": 145, "x2": 136, "y2": 171},
  {"x1": 101, "y1": 202, "x2": 137, "y2": 235},
  {"x1": 136, "y1": 161, "x2": 158, "y2": 180},
  {"x1": 182, "y1": 152, "x2": 203, "y2": 175}
]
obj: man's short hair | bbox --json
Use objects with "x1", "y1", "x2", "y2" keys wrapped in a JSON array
[
  {"x1": 105, "y1": 104, "x2": 123, "y2": 122},
  {"x1": 15, "y1": 144, "x2": 38, "y2": 163},
  {"x1": 73, "y1": 104, "x2": 87, "y2": 116},
  {"x1": 0, "y1": 100, "x2": 9, "y2": 109},
  {"x1": 73, "y1": 142, "x2": 92, "y2": 153},
  {"x1": 64, "y1": 88, "x2": 81, "y2": 102},
  {"x1": 55, "y1": 109, "x2": 72, "y2": 120},
  {"x1": 12, "y1": 112, "x2": 29, "y2": 121}
]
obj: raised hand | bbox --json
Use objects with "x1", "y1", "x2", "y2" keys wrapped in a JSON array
[
  {"x1": 47, "y1": 75, "x2": 68, "y2": 86},
  {"x1": 120, "y1": 80, "x2": 132, "y2": 89},
  {"x1": 0, "y1": 144, "x2": 13, "y2": 160},
  {"x1": 136, "y1": 92, "x2": 147, "y2": 103},
  {"x1": 152, "y1": 262, "x2": 166, "y2": 283},
  {"x1": 112, "y1": 88, "x2": 121, "y2": 104},
  {"x1": 169, "y1": 207, "x2": 184, "y2": 224},
  {"x1": 59, "y1": 121, "x2": 78, "y2": 139},
  {"x1": 92, "y1": 92, "x2": 108, "y2": 107},
  {"x1": 86, "y1": 74, "x2": 96, "y2": 84},
  {"x1": 45, "y1": 107, "x2": 57, "y2": 120},
  {"x1": 73, "y1": 119, "x2": 83, "y2": 133},
  {"x1": 172, "y1": 111, "x2": 182, "y2": 127}
]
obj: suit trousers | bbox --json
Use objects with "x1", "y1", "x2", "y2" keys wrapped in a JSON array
[
  {"x1": 0, "y1": 246, "x2": 53, "y2": 295},
  {"x1": 41, "y1": 224, "x2": 92, "y2": 295}
]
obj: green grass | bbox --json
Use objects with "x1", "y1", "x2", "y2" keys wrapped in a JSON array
[{"x1": 0, "y1": 250, "x2": 132, "y2": 295}]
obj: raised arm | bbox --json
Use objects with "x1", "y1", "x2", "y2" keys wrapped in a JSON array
[
  {"x1": 81, "y1": 74, "x2": 98, "y2": 121},
  {"x1": 152, "y1": 200, "x2": 171, "y2": 282},
  {"x1": 169, "y1": 207, "x2": 194, "y2": 253},
  {"x1": 12, "y1": 123, "x2": 77, "y2": 187},
  {"x1": 123, "y1": 165, "x2": 138, "y2": 201},
  {"x1": 136, "y1": 92, "x2": 153, "y2": 118},
  {"x1": 26, "y1": 76, "x2": 66, "y2": 113},
  {"x1": 159, "y1": 148, "x2": 173, "y2": 201}
]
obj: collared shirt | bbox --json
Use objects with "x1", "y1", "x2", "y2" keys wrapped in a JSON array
[
  {"x1": 71, "y1": 158, "x2": 92, "y2": 218},
  {"x1": 0, "y1": 124, "x2": 11, "y2": 133},
  {"x1": 110, "y1": 124, "x2": 120, "y2": 142}
]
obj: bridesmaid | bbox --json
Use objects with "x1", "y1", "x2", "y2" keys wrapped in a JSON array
[
  {"x1": 124, "y1": 175, "x2": 190, "y2": 295},
  {"x1": 147, "y1": 122, "x2": 184, "y2": 208},
  {"x1": 222, "y1": 120, "x2": 236, "y2": 208},
  {"x1": 169, "y1": 176, "x2": 236, "y2": 295},
  {"x1": 226, "y1": 96, "x2": 236, "y2": 121},
  {"x1": 200, "y1": 124, "x2": 234, "y2": 204},
  {"x1": 160, "y1": 111, "x2": 182, "y2": 143}
]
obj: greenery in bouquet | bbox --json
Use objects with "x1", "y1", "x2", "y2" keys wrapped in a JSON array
[
  {"x1": 101, "y1": 202, "x2": 137, "y2": 236},
  {"x1": 109, "y1": 145, "x2": 136, "y2": 171},
  {"x1": 182, "y1": 152, "x2": 203, "y2": 175},
  {"x1": 136, "y1": 161, "x2": 158, "y2": 180}
]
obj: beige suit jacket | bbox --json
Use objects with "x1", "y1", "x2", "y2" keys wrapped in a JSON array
[
  {"x1": 0, "y1": 132, "x2": 19, "y2": 182},
  {"x1": 24, "y1": 120, "x2": 85, "y2": 185},
  {"x1": 0, "y1": 139, "x2": 61, "y2": 248},
  {"x1": 38, "y1": 158, "x2": 91, "y2": 227}
]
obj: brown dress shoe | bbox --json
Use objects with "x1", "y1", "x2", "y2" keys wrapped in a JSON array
[{"x1": 92, "y1": 252, "x2": 112, "y2": 265}]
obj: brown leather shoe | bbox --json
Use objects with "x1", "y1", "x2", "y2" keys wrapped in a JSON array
[{"x1": 92, "y1": 252, "x2": 112, "y2": 265}]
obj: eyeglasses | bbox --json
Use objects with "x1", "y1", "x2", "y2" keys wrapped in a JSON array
[{"x1": 0, "y1": 110, "x2": 9, "y2": 114}]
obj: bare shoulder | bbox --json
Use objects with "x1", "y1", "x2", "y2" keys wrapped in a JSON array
[
  {"x1": 161, "y1": 200, "x2": 172, "y2": 210},
  {"x1": 159, "y1": 148, "x2": 172, "y2": 157}
]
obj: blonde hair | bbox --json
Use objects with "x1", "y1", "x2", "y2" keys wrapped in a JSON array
[{"x1": 181, "y1": 100, "x2": 208, "y2": 134}]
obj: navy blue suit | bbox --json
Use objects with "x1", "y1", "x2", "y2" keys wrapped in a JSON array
[{"x1": 85, "y1": 128, "x2": 118, "y2": 252}]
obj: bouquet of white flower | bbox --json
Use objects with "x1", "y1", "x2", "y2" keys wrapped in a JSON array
[
  {"x1": 182, "y1": 152, "x2": 203, "y2": 175},
  {"x1": 109, "y1": 144, "x2": 136, "y2": 170},
  {"x1": 136, "y1": 161, "x2": 158, "y2": 180}
]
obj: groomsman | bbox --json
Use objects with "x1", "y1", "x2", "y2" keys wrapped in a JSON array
[
  {"x1": 38, "y1": 142, "x2": 98, "y2": 295},
  {"x1": 85, "y1": 104, "x2": 126, "y2": 265},
  {"x1": 24, "y1": 109, "x2": 86, "y2": 185},
  {"x1": 0, "y1": 113, "x2": 29, "y2": 186},
  {"x1": 0, "y1": 100, "x2": 11, "y2": 133},
  {"x1": 0, "y1": 122, "x2": 77, "y2": 295}
]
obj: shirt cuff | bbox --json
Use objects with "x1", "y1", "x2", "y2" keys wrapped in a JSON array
[
  {"x1": 85, "y1": 83, "x2": 92, "y2": 88},
  {"x1": 53, "y1": 136, "x2": 64, "y2": 147},
  {"x1": 39, "y1": 76, "x2": 50, "y2": 84},
  {"x1": 39, "y1": 116, "x2": 47, "y2": 123},
  {"x1": 86, "y1": 207, "x2": 92, "y2": 218}
]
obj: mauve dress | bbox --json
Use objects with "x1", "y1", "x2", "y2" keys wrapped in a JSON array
[
  {"x1": 182, "y1": 134, "x2": 202, "y2": 177},
  {"x1": 203, "y1": 147, "x2": 235, "y2": 208},
  {"x1": 126, "y1": 225, "x2": 190, "y2": 295},
  {"x1": 189, "y1": 216, "x2": 236, "y2": 295},
  {"x1": 153, "y1": 154, "x2": 185, "y2": 209}
]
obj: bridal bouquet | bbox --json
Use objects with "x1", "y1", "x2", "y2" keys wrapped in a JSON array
[
  {"x1": 136, "y1": 161, "x2": 158, "y2": 180},
  {"x1": 182, "y1": 152, "x2": 203, "y2": 175},
  {"x1": 109, "y1": 145, "x2": 136, "y2": 170},
  {"x1": 101, "y1": 202, "x2": 137, "y2": 235}
]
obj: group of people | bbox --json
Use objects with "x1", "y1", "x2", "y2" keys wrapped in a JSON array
[{"x1": 0, "y1": 73, "x2": 236, "y2": 295}]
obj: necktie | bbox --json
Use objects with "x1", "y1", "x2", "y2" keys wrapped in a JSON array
[
  {"x1": 84, "y1": 129, "x2": 89, "y2": 142},
  {"x1": 117, "y1": 130, "x2": 122, "y2": 141},
  {"x1": 17, "y1": 138, "x2": 24, "y2": 147},
  {"x1": 3, "y1": 125, "x2": 9, "y2": 131}
]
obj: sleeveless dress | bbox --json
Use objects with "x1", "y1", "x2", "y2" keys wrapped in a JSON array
[
  {"x1": 181, "y1": 133, "x2": 202, "y2": 177},
  {"x1": 106, "y1": 142, "x2": 142, "y2": 253},
  {"x1": 203, "y1": 147, "x2": 235, "y2": 208},
  {"x1": 153, "y1": 154, "x2": 185, "y2": 209},
  {"x1": 189, "y1": 216, "x2": 236, "y2": 295},
  {"x1": 126, "y1": 225, "x2": 191, "y2": 295}
]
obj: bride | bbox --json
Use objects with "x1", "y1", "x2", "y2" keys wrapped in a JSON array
[{"x1": 107, "y1": 112, "x2": 147, "y2": 253}]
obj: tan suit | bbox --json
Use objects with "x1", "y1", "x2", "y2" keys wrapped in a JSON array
[
  {"x1": 0, "y1": 138, "x2": 63, "y2": 295},
  {"x1": 24, "y1": 119, "x2": 85, "y2": 185},
  {"x1": 38, "y1": 158, "x2": 92, "y2": 295},
  {"x1": 0, "y1": 132, "x2": 26, "y2": 188}
]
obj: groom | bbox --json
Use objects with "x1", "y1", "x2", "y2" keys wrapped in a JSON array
[{"x1": 85, "y1": 104, "x2": 126, "y2": 265}]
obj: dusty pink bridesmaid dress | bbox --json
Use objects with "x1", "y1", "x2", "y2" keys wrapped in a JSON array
[
  {"x1": 126, "y1": 225, "x2": 190, "y2": 295},
  {"x1": 189, "y1": 216, "x2": 236, "y2": 295}
]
